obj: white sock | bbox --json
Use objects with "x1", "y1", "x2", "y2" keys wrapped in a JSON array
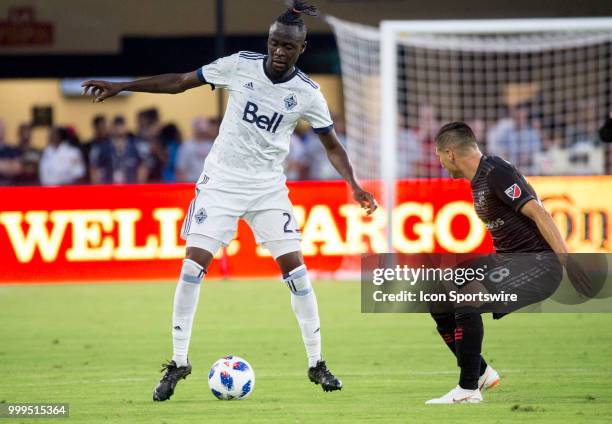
[
  {"x1": 284, "y1": 265, "x2": 321, "y2": 368},
  {"x1": 172, "y1": 259, "x2": 204, "y2": 367}
]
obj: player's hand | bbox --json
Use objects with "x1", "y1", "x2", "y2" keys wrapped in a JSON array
[
  {"x1": 81, "y1": 80, "x2": 122, "y2": 103},
  {"x1": 353, "y1": 187, "x2": 377, "y2": 215},
  {"x1": 565, "y1": 255, "x2": 594, "y2": 298}
]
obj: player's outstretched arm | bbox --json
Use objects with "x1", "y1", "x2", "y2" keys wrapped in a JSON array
[
  {"x1": 81, "y1": 71, "x2": 204, "y2": 103},
  {"x1": 318, "y1": 130, "x2": 377, "y2": 215}
]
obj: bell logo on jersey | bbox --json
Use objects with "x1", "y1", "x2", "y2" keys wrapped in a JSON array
[
  {"x1": 242, "y1": 101, "x2": 284, "y2": 133},
  {"x1": 504, "y1": 183, "x2": 522, "y2": 200}
]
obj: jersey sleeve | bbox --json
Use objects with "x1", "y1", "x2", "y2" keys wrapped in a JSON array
[
  {"x1": 302, "y1": 89, "x2": 334, "y2": 134},
  {"x1": 197, "y1": 53, "x2": 239, "y2": 90},
  {"x1": 487, "y1": 166, "x2": 535, "y2": 212}
]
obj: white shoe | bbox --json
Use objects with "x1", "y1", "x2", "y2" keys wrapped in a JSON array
[
  {"x1": 478, "y1": 365, "x2": 500, "y2": 391},
  {"x1": 425, "y1": 385, "x2": 483, "y2": 404}
]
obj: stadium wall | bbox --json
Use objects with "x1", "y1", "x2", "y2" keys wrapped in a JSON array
[{"x1": 0, "y1": 177, "x2": 609, "y2": 284}]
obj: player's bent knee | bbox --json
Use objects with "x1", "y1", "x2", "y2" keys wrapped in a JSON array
[
  {"x1": 185, "y1": 234, "x2": 222, "y2": 269},
  {"x1": 263, "y1": 239, "x2": 302, "y2": 260},
  {"x1": 181, "y1": 258, "x2": 205, "y2": 285},
  {"x1": 283, "y1": 265, "x2": 312, "y2": 296}
]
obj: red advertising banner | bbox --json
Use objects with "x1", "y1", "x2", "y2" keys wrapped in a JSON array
[{"x1": 0, "y1": 177, "x2": 609, "y2": 283}]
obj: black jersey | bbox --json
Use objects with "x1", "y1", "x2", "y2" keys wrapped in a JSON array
[{"x1": 471, "y1": 155, "x2": 551, "y2": 253}]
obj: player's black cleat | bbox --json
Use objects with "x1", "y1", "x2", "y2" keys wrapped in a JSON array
[
  {"x1": 308, "y1": 360, "x2": 343, "y2": 392},
  {"x1": 152, "y1": 359, "x2": 192, "y2": 401}
]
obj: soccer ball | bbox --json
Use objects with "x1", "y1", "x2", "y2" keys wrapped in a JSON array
[{"x1": 208, "y1": 355, "x2": 255, "y2": 400}]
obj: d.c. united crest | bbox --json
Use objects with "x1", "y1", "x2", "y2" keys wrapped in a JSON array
[{"x1": 504, "y1": 183, "x2": 522, "y2": 200}]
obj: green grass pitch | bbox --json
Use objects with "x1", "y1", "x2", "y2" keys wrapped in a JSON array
[{"x1": 1, "y1": 280, "x2": 611, "y2": 423}]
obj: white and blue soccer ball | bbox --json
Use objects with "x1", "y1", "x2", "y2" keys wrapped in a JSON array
[{"x1": 208, "y1": 355, "x2": 255, "y2": 400}]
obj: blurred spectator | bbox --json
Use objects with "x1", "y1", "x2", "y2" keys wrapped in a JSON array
[
  {"x1": 600, "y1": 111, "x2": 612, "y2": 173},
  {"x1": 136, "y1": 108, "x2": 161, "y2": 142},
  {"x1": 419, "y1": 104, "x2": 444, "y2": 177},
  {"x1": 397, "y1": 114, "x2": 421, "y2": 179},
  {"x1": 85, "y1": 115, "x2": 110, "y2": 150},
  {"x1": 488, "y1": 105, "x2": 542, "y2": 174},
  {"x1": 136, "y1": 108, "x2": 162, "y2": 182},
  {"x1": 285, "y1": 133, "x2": 306, "y2": 180},
  {"x1": 411, "y1": 104, "x2": 444, "y2": 178},
  {"x1": 469, "y1": 119, "x2": 487, "y2": 148},
  {"x1": 566, "y1": 99, "x2": 599, "y2": 147},
  {"x1": 599, "y1": 111, "x2": 612, "y2": 143},
  {"x1": 159, "y1": 123, "x2": 182, "y2": 182},
  {"x1": 561, "y1": 100, "x2": 605, "y2": 174},
  {"x1": 63, "y1": 126, "x2": 83, "y2": 148},
  {"x1": 39, "y1": 126, "x2": 86, "y2": 186},
  {"x1": 288, "y1": 123, "x2": 313, "y2": 180},
  {"x1": 146, "y1": 139, "x2": 165, "y2": 182},
  {"x1": 16, "y1": 123, "x2": 41, "y2": 185},
  {"x1": 0, "y1": 119, "x2": 22, "y2": 185},
  {"x1": 176, "y1": 117, "x2": 215, "y2": 182},
  {"x1": 90, "y1": 116, "x2": 146, "y2": 184}
]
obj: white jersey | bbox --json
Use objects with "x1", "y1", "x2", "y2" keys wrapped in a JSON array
[{"x1": 196, "y1": 51, "x2": 334, "y2": 187}]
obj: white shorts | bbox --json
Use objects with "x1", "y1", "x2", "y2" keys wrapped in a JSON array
[{"x1": 180, "y1": 183, "x2": 302, "y2": 248}]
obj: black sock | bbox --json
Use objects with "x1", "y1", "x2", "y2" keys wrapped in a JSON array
[
  {"x1": 431, "y1": 313, "x2": 488, "y2": 377},
  {"x1": 432, "y1": 313, "x2": 458, "y2": 354},
  {"x1": 454, "y1": 310, "x2": 484, "y2": 391},
  {"x1": 479, "y1": 355, "x2": 488, "y2": 376}
]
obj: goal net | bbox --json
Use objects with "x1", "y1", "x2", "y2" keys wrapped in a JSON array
[{"x1": 327, "y1": 16, "x2": 612, "y2": 250}]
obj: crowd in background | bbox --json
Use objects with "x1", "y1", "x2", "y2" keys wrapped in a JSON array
[
  {"x1": 0, "y1": 108, "x2": 348, "y2": 186},
  {"x1": 398, "y1": 101, "x2": 612, "y2": 178},
  {"x1": 0, "y1": 104, "x2": 610, "y2": 186}
]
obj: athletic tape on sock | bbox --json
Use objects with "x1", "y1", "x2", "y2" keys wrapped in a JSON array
[
  {"x1": 283, "y1": 265, "x2": 312, "y2": 296},
  {"x1": 181, "y1": 258, "x2": 205, "y2": 284}
]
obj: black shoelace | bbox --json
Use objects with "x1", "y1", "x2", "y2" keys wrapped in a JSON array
[
  {"x1": 159, "y1": 361, "x2": 177, "y2": 381},
  {"x1": 316, "y1": 362, "x2": 334, "y2": 380}
]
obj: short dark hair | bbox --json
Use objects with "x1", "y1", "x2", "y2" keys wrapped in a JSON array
[
  {"x1": 435, "y1": 121, "x2": 478, "y2": 154},
  {"x1": 160, "y1": 123, "x2": 182, "y2": 144},
  {"x1": 112, "y1": 115, "x2": 126, "y2": 126},
  {"x1": 92, "y1": 114, "x2": 106, "y2": 127},
  {"x1": 275, "y1": 1, "x2": 318, "y2": 32},
  {"x1": 143, "y1": 108, "x2": 159, "y2": 123}
]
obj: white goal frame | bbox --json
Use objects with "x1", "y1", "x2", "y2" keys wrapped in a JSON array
[{"x1": 379, "y1": 17, "x2": 612, "y2": 252}]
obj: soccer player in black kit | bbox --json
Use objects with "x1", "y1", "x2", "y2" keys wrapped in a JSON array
[{"x1": 426, "y1": 121, "x2": 571, "y2": 404}]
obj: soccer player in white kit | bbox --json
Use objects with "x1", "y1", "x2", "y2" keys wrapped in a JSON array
[{"x1": 82, "y1": 1, "x2": 377, "y2": 401}]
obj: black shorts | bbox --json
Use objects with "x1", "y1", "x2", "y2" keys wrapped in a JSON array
[{"x1": 428, "y1": 252, "x2": 563, "y2": 317}]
